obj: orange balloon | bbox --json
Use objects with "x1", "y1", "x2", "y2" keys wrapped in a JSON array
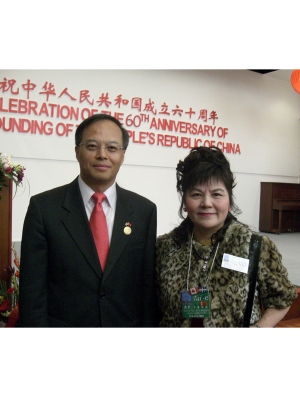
[{"x1": 291, "y1": 70, "x2": 300, "y2": 94}]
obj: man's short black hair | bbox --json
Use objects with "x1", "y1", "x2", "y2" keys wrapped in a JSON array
[{"x1": 75, "y1": 113, "x2": 129, "y2": 149}]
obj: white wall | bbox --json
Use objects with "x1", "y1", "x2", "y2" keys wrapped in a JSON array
[{"x1": 1, "y1": 69, "x2": 299, "y2": 240}]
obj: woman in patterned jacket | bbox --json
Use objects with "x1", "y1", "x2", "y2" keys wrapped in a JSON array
[{"x1": 156, "y1": 146, "x2": 297, "y2": 327}]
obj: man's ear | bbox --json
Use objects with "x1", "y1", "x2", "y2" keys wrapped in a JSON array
[
  {"x1": 75, "y1": 146, "x2": 79, "y2": 160},
  {"x1": 121, "y1": 150, "x2": 125, "y2": 165}
]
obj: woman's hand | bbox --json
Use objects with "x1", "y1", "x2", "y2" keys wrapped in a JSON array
[{"x1": 252, "y1": 306, "x2": 291, "y2": 327}]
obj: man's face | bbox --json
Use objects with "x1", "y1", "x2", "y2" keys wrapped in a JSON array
[{"x1": 75, "y1": 119, "x2": 125, "y2": 192}]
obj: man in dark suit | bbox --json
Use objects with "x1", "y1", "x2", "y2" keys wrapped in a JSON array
[{"x1": 19, "y1": 113, "x2": 158, "y2": 327}]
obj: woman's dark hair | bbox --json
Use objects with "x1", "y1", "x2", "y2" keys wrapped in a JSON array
[
  {"x1": 75, "y1": 113, "x2": 130, "y2": 150},
  {"x1": 173, "y1": 146, "x2": 241, "y2": 244}
]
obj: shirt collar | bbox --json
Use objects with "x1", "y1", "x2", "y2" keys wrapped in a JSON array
[{"x1": 78, "y1": 176, "x2": 117, "y2": 209}]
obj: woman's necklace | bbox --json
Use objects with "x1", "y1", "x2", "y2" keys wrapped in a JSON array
[
  {"x1": 192, "y1": 234, "x2": 218, "y2": 270},
  {"x1": 198, "y1": 238, "x2": 212, "y2": 246},
  {"x1": 193, "y1": 231, "x2": 213, "y2": 246}
]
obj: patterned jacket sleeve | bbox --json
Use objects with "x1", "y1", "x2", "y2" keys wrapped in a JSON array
[
  {"x1": 155, "y1": 235, "x2": 167, "y2": 306},
  {"x1": 257, "y1": 235, "x2": 297, "y2": 310}
]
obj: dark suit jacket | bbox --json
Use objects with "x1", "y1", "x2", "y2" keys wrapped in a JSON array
[{"x1": 19, "y1": 178, "x2": 158, "y2": 327}]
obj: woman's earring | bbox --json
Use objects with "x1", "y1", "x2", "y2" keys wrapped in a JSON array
[{"x1": 183, "y1": 207, "x2": 187, "y2": 212}]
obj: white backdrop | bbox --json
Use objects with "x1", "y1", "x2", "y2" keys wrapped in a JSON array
[{"x1": 1, "y1": 69, "x2": 299, "y2": 240}]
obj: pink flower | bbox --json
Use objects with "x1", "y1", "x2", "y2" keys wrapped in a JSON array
[
  {"x1": 4, "y1": 164, "x2": 12, "y2": 174},
  {"x1": 17, "y1": 171, "x2": 24, "y2": 182}
]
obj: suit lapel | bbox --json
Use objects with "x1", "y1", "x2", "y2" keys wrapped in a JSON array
[
  {"x1": 61, "y1": 178, "x2": 103, "y2": 280},
  {"x1": 102, "y1": 185, "x2": 134, "y2": 282}
]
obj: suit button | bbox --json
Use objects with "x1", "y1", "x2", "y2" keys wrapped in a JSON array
[{"x1": 100, "y1": 293, "x2": 106, "y2": 299}]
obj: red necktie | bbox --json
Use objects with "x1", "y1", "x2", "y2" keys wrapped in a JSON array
[{"x1": 90, "y1": 193, "x2": 109, "y2": 271}]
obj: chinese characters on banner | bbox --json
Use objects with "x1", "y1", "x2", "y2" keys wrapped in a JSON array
[{"x1": 0, "y1": 76, "x2": 241, "y2": 154}]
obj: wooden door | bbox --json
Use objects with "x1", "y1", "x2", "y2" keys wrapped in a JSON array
[{"x1": 0, "y1": 177, "x2": 12, "y2": 285}]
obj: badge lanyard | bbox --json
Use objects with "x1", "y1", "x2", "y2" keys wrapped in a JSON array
[
  {"x1": 182, "y1": 232, "x2": 219, "y2": 319},
  {"x1": 186, "y1": 232, "x2": 219, "y2": 291}
]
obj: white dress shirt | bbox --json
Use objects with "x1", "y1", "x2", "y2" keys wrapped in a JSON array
[{"x1": 78, "y1": 176, "x2": 117, "y2": 243}]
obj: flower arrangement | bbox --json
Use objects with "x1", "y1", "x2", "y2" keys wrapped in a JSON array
[
  {"x1": 0, "y1": 153, "x2": 26, "y2": 199},
  {"x1": 0, "y1": 245, "x2": 20, "y2": 327}
]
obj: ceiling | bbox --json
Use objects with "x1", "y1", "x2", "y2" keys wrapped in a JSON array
[{"x1": 250, "y1": 69, "x2": 294, "y2": 82}]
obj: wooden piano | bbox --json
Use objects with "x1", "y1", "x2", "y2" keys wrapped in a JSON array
[{"x1": 259, "y1": 182, "x2": 300, "y2": 234}]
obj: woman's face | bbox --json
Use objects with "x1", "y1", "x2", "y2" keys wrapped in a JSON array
[{"x1": 185, "y1": 178, "x2": 231, "y2": 238}]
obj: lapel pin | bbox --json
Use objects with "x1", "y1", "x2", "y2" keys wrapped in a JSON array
[{"x1": 124, "y1": 222, "x2": 132, "y2": 235}]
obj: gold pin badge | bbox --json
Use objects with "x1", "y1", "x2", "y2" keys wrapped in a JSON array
[{"x1": 124, "y1": 222, "x2": 132, "y2": 235}]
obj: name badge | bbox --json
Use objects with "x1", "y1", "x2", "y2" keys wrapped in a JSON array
[
  {"x1": 221, "y1": 253, "x2": 249, "y2": 274},
  {"x1": 181, "y1": 287, "x2": 211, "y2": 319}
]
